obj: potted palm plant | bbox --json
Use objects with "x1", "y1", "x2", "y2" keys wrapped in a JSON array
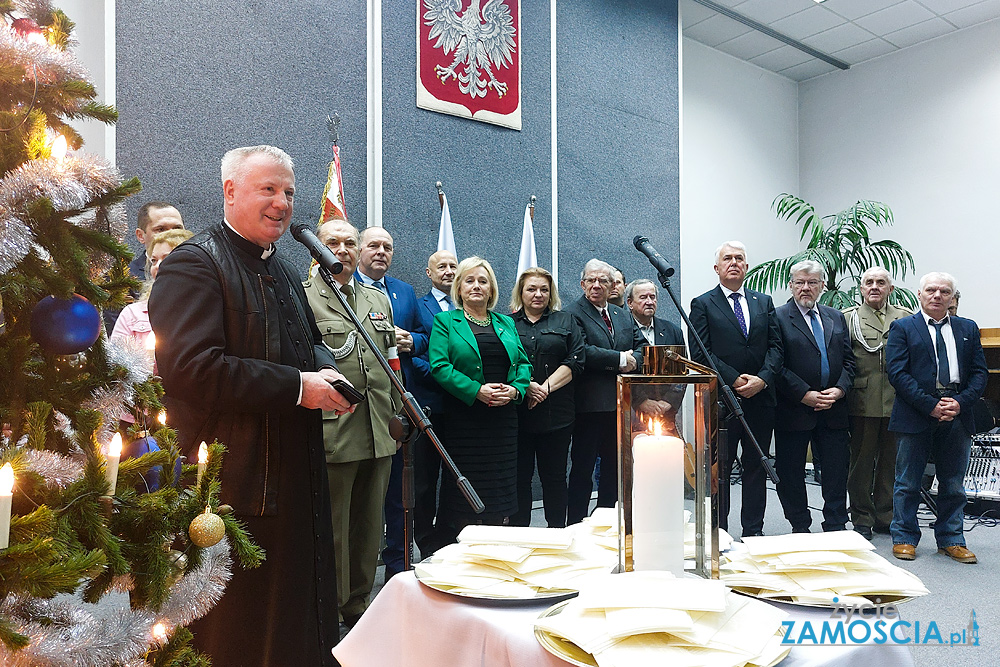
[{"x1": 744, "y1": 194, "x2": 917, "y2": 310}]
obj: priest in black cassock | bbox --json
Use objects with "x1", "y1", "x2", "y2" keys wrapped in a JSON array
[{"x1": 149, "y1": 145, "x2": 354, "y2": 666}]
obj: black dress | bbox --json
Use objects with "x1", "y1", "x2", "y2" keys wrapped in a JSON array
[{"x1": 439, "y1": 321, "x2": 519, "y2": 537}]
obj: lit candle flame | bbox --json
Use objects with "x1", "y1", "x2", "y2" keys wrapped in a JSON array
[
  {"x1": 109, "y1": 433, "x2": 123, "y2": 457},
  {"x1": 50, "y1": 134, "x2": 68, "y2": 161},
  {"x1": 151, "y1": 622, "x2": 168, "y2": 642},
  {"x1": 198, "y1": 442, "x2": 208, "y2": 465},
  {"x1": 0, "y1": 464, "x2": 14, "y2": 495},
  {"x1": 157, "y1": 411, "x2": 167, "y2": 426},
  {"x1": 650, "y1": 418, "x2": 663, "y2": 437},
  {"x1": 145, "y1": 332, "x2": 156, "y2": 351}
]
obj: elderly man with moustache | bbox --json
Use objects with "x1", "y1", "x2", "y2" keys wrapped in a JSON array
[
  {"x1": 841, "y1": 267, "x2": 911, "y2": 539},
  {"x1": 689, "y1": 241, "x2": 783, "y2": 538},
  {"x1": 149, "y1": 145, "x2": 352, "y2": 666},
  {"x1": 626, "y1": 278, "x2": 684, "y2": 347},
  {"x1": 774, "y1": 260, "x2": 855, "y2": 534},
  {"x1": 353, "y1": 226, "x2": 425, "y2": 577},
  {"x1": 304, "y1": 219, "x2": 402, "y2": 627},
  {"x1": 410, "y1": 249, "x2": 459, "y2": 555},
  {"x1": 887, "y1": 272, "x2": 987, "y2": 563},
  {"x1": 564, "y1": 259, "x2": 645, "y2": 523}
]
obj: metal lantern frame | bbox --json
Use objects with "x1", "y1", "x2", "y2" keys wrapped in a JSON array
[{"x1": 616, "y1": 346, "x2": 720, "y2": 579}]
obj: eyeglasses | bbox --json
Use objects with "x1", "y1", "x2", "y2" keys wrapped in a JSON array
[
  {"x1": 583, "y1": 277, "x2": 610, "y2": 286},
  {"x1": 791, "y1": 280, "x2": 823, "y2": 288}
]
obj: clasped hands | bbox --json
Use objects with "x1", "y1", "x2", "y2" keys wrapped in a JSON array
[
  {"x1": 477, "y1": 382, "x2": 518, "y2": 407},
  {"x1": 525, "y1": 381, "x2": 550, "y2": 409},
  {"x1": 801, "y1": 387, "x2": 844, "y2": 411},
  {"x1": 732, "y1": 374, "x2": 765, "y2": 398},
  {"x1": 301, "y1": 368, "x2": 357, "y2": 415},
  {"x1": 931, "y1": 397, "x2": 961, "y2": 422}
]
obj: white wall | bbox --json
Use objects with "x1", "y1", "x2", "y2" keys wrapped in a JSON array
[
  {"x1": 800, "y1": 20, "x2": 1000, "y2": 324},
  {"x1": 680, "y1": 38, "x2": 801, "y2": 310},
  {"x1": 60, "y1": 0, "x2": 114, "y2": 161}
]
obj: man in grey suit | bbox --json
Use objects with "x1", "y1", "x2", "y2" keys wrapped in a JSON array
[
  {"x1": 565, "y1": 259, "x2": 645, "y2": 524},
  {"x1": 689, "y1": 241, "x2": 783, "y2": 537},
  {"x1": 774, "y1": 260, "x2": 855, "y2": 533}
]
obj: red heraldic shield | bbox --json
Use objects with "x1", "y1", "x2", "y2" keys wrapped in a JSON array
[{"x1": 417, "y1": 0, "x2": 522, "y2": 130}]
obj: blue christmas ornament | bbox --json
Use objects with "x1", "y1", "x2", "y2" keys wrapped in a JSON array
[
  {"x1": 30, "y1": 295, "x2": 101, "y2": 354},
  {"x1": 121, "y1": 436, "x2": 182, "y2": 493}
]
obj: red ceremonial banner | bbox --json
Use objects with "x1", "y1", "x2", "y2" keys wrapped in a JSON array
[{"x1": 417, "y1": 0, "x2": 522, "y2": 130}]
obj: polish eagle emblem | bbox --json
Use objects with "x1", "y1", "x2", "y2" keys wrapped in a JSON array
[{"x1": 422, "y1": 0, "x2": 517, "y2": 100}]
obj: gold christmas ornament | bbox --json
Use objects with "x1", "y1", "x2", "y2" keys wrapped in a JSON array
[{"x1": 188, "y1": 506, "x2": 225, "y2": 548}]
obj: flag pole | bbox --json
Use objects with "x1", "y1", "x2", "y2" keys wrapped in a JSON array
[
  {"x1": 326, "y1": 112, "x2": 341, "y2": 145},
  {"x1": 529, "y1": 194, "x2": 536, "y2": 222},
  {"x1": 436, "y1": 181, "x2": 445, "y2": 210}
]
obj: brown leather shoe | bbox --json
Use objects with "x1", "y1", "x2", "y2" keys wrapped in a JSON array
[
  {"x1": 892, "y1": 543, "x2": 916, "y2": 560},
  {"x1": 938, "y1": 545, "x2": 977, "y2": 564}
]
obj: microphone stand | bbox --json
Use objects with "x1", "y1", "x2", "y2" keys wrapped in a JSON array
[
  {"x1": 653, "y1": 270, "x2": 779, "y2": 486},
  {"x1": 310, "y1": 258, "x2": 485, "y2": 571}
]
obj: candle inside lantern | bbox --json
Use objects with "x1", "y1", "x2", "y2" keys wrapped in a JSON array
[
  {"x1": 631, "y1": 419, "x2": 685, "y2": 574},
  {"x1": 105, "y1": 433, "x2": 123, "y2": 496},
  {"x1": 0, "y1": 463, "x2": 14, "y2": 549},
  {"x1": 196, "y1": 442, "x2": 208, "y2": 486}
]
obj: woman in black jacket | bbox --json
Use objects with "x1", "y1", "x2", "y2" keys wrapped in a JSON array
[{"x1": 508, "y1": 268, "x2": 585, "y2": 527}]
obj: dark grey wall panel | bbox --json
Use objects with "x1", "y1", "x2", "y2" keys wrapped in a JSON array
[
  {"x1": 117, "y1": 0, "x2": 679, "y2": 303},
  {"x1": 381, "y1": 0, "x2": 552, "y2": 299},
  {"x1": 116, "y1": 0, "x2": 368, "y2": 272},
  {"x1": 557, "y1": 0, "x2": 680, "y2": 307}
]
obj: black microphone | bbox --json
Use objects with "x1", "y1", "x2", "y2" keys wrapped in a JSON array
[
  {"x1": 633, "y1": 235, "x2": 675, "y2": 277},
  {"x1": 291, "y1": 221, "x2": 343, "y2": 275}
]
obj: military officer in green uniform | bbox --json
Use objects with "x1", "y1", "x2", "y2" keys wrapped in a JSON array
[
  {"x1": 842, "y1": 267, "x2": 911, "y2": 539},
  {"x1": 304, "y1": 218, "x2": 402, "y2": 628}
]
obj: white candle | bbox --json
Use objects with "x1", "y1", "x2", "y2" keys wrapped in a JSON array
[
  {"x1": 0, "y1": 463, "x2": 14, "y2": 549},
  {"x1": 105, "y1": 433, "x2": 123, "y2": 496},
  {"x1": 196, "y1": 442, "x2": 208, "y2": 486},
  {"x1": 631, "y1": 423, "x2": 685, "y2": 575}
]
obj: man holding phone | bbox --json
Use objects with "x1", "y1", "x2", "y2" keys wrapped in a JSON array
[{"x1": 303, "y1": 218, "x2": 403, "y2": 629}]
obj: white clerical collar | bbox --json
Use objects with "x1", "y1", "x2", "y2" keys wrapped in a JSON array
[{"x1": 223, "y1": 218, "x2": 275, "y2": 259}]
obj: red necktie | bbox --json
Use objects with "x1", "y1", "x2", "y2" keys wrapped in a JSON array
[{"x1": 601, "y1": 308, "x2": 613, "y2": 335}]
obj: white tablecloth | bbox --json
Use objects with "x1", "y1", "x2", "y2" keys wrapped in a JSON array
[{"x1": 333, "y1": 573, "x2": 915, "y2": 667}]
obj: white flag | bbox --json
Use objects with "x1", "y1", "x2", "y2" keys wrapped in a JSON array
[
  {"x1": 437, "y1": 192, "x2": 457, "y2": 255},
  {"x1": 516, "y1": 201, "x2": 537, "y2": 279}
]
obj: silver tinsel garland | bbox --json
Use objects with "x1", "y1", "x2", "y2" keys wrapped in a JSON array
[
  {"x1": 13, "y1": 0, "x2": 55, "y2": 24},
  {"x1": 21, "y1": 449, "x2": 84, "y2": 490},
  {"x1": 0, "y1": 155, "x2": 125, "y2": 276},
  {"x1": 0, "y1": 540, "x2": 233, "y2": 667},
  {"x1": 83, "y1": 335, "x2": 153, "y2": 442},
  {"x1": 0, "y1": 21, "x2": 89, "y2": 92}
]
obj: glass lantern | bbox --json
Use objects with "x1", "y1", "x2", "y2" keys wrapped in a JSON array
[{"x1": 616, "y1": 345, "x2": 719, "y2": 578}]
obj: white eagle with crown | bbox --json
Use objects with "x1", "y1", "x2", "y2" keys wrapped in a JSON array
[{"x1": 423, "y1": 0, "x2": 517, "y2": 99}]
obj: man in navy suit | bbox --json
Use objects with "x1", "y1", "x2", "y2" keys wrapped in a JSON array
[
  {"x1": 689, "y1": 242, "x2": 783, "y2": 537},
  {"x1": 410, "y1": 249, "x2": 458, "y2": 556},
  {"x1": 565, "y1": 259, "x2": 646, "y2": 524},
  {"x1": 626, "y1": 278, "x2": 684, "y2": 348},
  {"x1": 886, "y1": 272, "x2": 987, "y2": 564},
  {"x1": 774, "y1": 260, "x2": 855, "y2": 533},
  {"x1": 353, "y1": 226, "x2": 427, "y2": 576}
]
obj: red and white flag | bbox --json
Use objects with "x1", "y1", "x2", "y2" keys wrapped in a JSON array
[
  {"x1": 388, "y1": 345, "x2": 401, "y2": 372},
  {"x1": 319, "y1": 145, "x2": 347, "y2": 223}
]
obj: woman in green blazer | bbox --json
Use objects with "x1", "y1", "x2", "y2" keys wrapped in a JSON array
[{"x1": 430, "y1": 256, "x2": 531, "y2": 542}]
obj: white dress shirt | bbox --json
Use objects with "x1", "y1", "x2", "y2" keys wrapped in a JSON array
[
  {"x1": 924, "y1": 313, "x2": 961, "y2": 384},
  {"x1": 720, "y1": 284, "x2": 751, "y2": 330}
]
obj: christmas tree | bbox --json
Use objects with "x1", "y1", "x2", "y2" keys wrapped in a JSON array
[{"x1": 0, "y1": 2, "x2": 261, "y2": 665}]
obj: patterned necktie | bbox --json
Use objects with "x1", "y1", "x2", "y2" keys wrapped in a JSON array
[
  {"x1": 340, "y1": 283, "x2": 356, "y2": 312},
  {"x1": 729, "y1": 292, "x2": 748, "y2": 338},
  {"x1": 932, "y1": 321, "x2": 951, "y2": 387},
  {"x1": 601, "y1": 308, "x2": 614, "y2": 335},
  {"x1": 808, "y1": 309, "x2": 830, "y2": 387}
]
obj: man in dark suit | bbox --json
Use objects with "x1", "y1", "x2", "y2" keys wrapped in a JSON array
[
  {"x1": 774, "y1": 260, "x2": 855, "y2": 533},
  {"x1": 626, "y1": 278, "x2": 684, "y2": 347},
  {"x1": 689, "y1": 242, "x2": 783, "y2": 537},
  {"x1": 564, "y1": 259, "x2": 645, "y2": 524},
  {"x1": 886, "y1": 272, "x2": 987, "y2": 564},
  {"x1": 410, "y1": 249, "x2": 458, "y2": 556},
  {"x1": 353, "y1": 226, "x2": 427, "y2": 577}
]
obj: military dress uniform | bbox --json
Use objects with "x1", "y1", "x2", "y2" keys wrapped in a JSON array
[
  {"x1": 842, "y1": 301, "x2": 911, "y2": 533},
  {"x1": 304, "y1": 275, "x2": 402, "y2": 624}
]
